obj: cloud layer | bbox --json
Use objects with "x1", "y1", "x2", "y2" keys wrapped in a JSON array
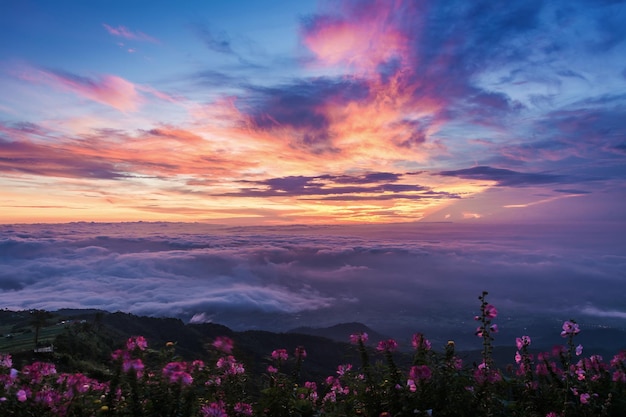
[{"x1": 1, "y1": 222, "x2": 624, "y2": 346}]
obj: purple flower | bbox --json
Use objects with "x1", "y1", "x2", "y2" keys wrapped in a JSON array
[
  {"x1": 295, "y1": 346, "x2": 307, "y2": 360},
  {"x1": 271, "y1": 349, "x2": 288, "y2": 361},
  {"x1": 126, "y1": 336, "x2": 148, "y2": 351},
  {"x1": 234, "y1": 402, "x2": 253, "y2": 416},
  {"x1": 201, "y1": 401, "x2": 228, "y2": 417},
  {"x1": 350, "y1": 332, "x2": 368, "y2": 344},
  {"x1": 212, "y1": 336, "x2": 234, "y2": 354},
  {"x1": 576, "y1": 344, "x2": 583, "y2": 356},
  {"x1": 16, "y1": 389, "x2": 28, "y2": 402},
  {"x1": 411, "y1": 333, "x2": 431, "y2": 350},
  {"x1": 409, "y1": 365, "x2": 432, "y2": 381},
  {"x1": 484, "y1": 304, "x2": 498, "y2": 319},
  {"x1": 376, "y1": 339, "x2": 398, "y2": 352},
  {"x1": 580, "y1": 392, "x2": 591, "y2": 404},
  {"x1": 516, "y1": 336, "x2": 531, "y2": 350},
  {"x1": 561, "y1": 320, "x2": 580, "y2": 337}
]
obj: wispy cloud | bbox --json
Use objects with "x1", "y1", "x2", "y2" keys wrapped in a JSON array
[
  {"x1": 438, "y1": 166, "x2": 565, "y2": 187},
  {"x1": 102, "y1": 24, "x2": 159, "y2": 43},
  {"x1": 18, "y1": 67, "x2": 142, "y2": 112}
]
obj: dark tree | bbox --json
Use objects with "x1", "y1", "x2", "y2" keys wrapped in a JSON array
[{"x1": 30, "y1": 309, "x2": 53, "y2": 346}]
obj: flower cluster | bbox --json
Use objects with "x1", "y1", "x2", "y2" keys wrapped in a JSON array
[{"x1": 1, "y1": 293, "x2": 626, "y2": 416}]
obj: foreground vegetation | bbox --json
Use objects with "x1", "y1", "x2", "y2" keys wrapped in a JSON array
[{"x1": 1, "y1": 292, "x2": 626, "y2": 417}]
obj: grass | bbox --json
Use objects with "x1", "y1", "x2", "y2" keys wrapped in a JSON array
[{"x1": 0, "y1": 324, "x2": 66, "y2": 352}]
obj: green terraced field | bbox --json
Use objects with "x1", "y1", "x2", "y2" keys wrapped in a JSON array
[{"x1": 0, "y1": 324, "x2": 66, "y2": 353}]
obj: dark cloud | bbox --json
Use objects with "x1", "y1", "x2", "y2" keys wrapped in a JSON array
[
  {"x1": 438, "y1": 166, "x2": 565, "y2": 186},
  {"x1": 553, "y1": 189, "x2": 591, "y2": 194},
  {"x1": 236, "y1": 77, "x2": 370, "y2": 151},
  {"x1": 1, "y1": 222, "x2": 625, "y2": 348},
  {"x1": 217, "y1": 172, "x2": 455, "y2": 201}
]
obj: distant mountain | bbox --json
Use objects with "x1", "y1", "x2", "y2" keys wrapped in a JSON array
[{"x1": 287, "y1": 322, "x2": 390, "y2": 344}]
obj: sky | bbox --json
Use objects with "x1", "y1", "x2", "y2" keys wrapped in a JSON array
[{"x1": 1, "y1": 0, "x2": 625, "y2": 224}]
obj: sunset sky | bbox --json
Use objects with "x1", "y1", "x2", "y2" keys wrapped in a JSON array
[{"x1": 2, "y1": 0, "x2": 625, "y2": 225}]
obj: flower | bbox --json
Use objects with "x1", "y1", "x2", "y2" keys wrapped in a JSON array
[
  {"x1": 16, "y1": 389, "x2": 28, "y2": 402},
  {"x1": 409, "y1": 365, "x2": 432, "y2": 381},
  {"x1": 576, "y1": 344, "x2": 583, "y2": 356},
  {"x1": 561, "y1": 320, "x2": 580, "y2": 337},
  {"x1": 0, "y1": 354, "x2": 12, "y2": 368},
  {"x1": 580, "y1": 392, "x2": 591, "y2": 404},
  {"x1": 212, "y1": 336, "x2": 234, "y2": 354},
  {"x1": 411, "y1": 333, "x2": 432, "y2": 350},
  {"x1": 350, "y1": 332, "x2": 368, "y2": 344},
  {"x1": 295, "y1": 346, "x2": 307, "y2": 360},
  {"x1": 126, "y1": 335, "x2": 148, "y2": 351},
  {"x1": 484, "y1": 304, "x2": 498, "y2": 319},
  {"x1": 162, "y1": 362, "x2": 193, "y2": 385},
  {"x1": 376, "y1": 339, "x2": 398, "y2": 352},
  {"x1": 201, "y1": 401, "x2": 228, "y2": 417},
  {"x1": 516, "y1": 336, "x2": 531, "y2": 350},
  {"x1": 234, "y1": 402, "x2": 253, "y2": 416},
  {"x1": 490, "y1": 324, "x2": 499, "y2": 333},
  {"x1": 271, "y1": 349, "x2": 288, "y2": 361},
  {"x1": 337, "y1": 364, "x2": 352, "y2": 377}
]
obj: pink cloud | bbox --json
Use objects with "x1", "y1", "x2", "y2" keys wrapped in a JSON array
[
  {"x1": 23, "y1": 68, "x2": 142, "y2": 112},
  {"x1": 102, "y1": 23, "x2": 159, "y2": 43}
]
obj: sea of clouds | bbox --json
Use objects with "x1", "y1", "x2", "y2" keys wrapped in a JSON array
[{"x1": 1, "y1": 222, "x2": 624, "y2": 346}]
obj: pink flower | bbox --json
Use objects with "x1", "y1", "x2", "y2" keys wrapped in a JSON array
[
  {"x1": 490, "y1": 324, "x2": 498, "y2": 333},
  {"x1": 407, "y1": 379, "x2": 417, "y2": 392},
  {"x1": 409, "y1": 365, "x2": 432, "y2": 381},
  {"x1": 612, "y1": 370, "x2": 626, "y2": 382},
  {"x1": 515, "y1": 351, "x2": 522, "y2": 364},
  {"x1": 579, "y1": 392, "x2": 591, "y2": 404},
  {"x1": 234, "y1": 402, "x2": 253, "y2": 416},
  {"x1": 376, "y1": 339, "x2": 398, "y2": 352},
  {"x1": 350, "y1": 332, "x2": 368, "y2": 344},
  {"x1": 126, "y1": 336, "x2": 148, "y2": 351},
  {"x1": 162, "y1": 362, "x2": 192, "y2": 385},
  {"x1": 201, "y1": 401, "x2": 228, "y2": 417},
  {"x1": 561, "y1": 320, "x2": 580, "y2": 337},
  {"x1": 271, "y1": 349, "x2": 288, "y2": 361},
  {"x1": 516, "y1": 336, "x2": 531, "y2": 350},
  {"x1": 411, "y1": 333, "x2": 432, "y2": 350},
  {"x1": 267, "y1": 365, "x2": 278, "y2": 373},
  {"x1": 337, "y1": 364, "x2": 352, "y2": 377},
  {"x1": 295, "y1": 346, "x2": 307, "y2": 360},
  {"x1": 484, "y1": 304, "x2": 498, "y2": 319},
  {"x1": 16, "y1": 389, "x2": 28, "y2": 402},
  {"x1": 0, "y1": 354, "x2": 12, "y2": 368},
  {"x1": 212, "y1": 336, "x2": 234, "y2": 354}
]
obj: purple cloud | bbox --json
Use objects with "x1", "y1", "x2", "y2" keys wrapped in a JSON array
[{"x1": 438, "y1": 166, "x2": 565, "y2": 187}]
